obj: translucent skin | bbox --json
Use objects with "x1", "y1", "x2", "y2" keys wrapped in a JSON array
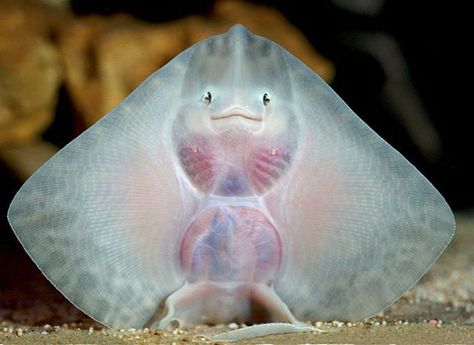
[
  {"x1": 171, "y1": 125, "x2": 296, "y2": 324},
  {"x1": 177, "y1": 130, "x2": 294, "y2": 196},
  {"x1": 180, "y1": 206, "x2": 282, "y2": 284},
  {"x1": 7, "y1": 25, "x2": 455, "y2": 339},
  {"x1": 162, "y1": 26, "x2": 303, "y2": 324}
]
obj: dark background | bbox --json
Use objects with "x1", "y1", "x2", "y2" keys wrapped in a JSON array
[{"x1": 0, "y1": 1, "x2": 471, "y2": 247}]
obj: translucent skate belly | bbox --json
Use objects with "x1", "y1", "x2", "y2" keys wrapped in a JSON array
[{"x1": 180, "y1": 205, "x2": 282, "y2": 283}]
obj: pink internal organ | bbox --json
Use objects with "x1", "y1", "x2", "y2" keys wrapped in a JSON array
[
  {"x1": 179, "y1": 144, "x2": 216, "y2": 193},
  {"x1": 250, "y1": 147, "x2": 292, "y2": 193},
  {"x1": 179, "y1": 140, "x2": 292, "y2": 195},
  {"x1": 180, "y1": 206, "x2": 282, "y2": 284}
]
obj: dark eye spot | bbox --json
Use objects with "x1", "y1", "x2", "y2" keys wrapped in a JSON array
[
  {"x1": 263, "y1": 93, "x2": 271, "y2": 106},
  {"x1": 203, "y1": 91, "x2": 212, "y2": 105}
]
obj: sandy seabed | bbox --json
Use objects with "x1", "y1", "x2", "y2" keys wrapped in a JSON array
[{"x1": 1, "y1": 322, "x2": 473, "y2": 344}]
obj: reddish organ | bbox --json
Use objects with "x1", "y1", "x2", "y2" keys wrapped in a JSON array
[
  {"x1": 175, "y1": 129, "x2": 293, "y2": 309},
  {"x1": 177, "y1": 131, "x2": 294, "y2": 196},
  {"x1": 180, "y1": 206, "x2": 282, "y2": 284}
]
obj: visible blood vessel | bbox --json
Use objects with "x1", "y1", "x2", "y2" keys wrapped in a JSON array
[
  {"x1": 171, "y1": 130, "x2": 296, "y2": 325},
  {"x1": 249, "y1": 145, "x2": 292, "y2": 193},
  {"x1": 178, "y1": 134, "x2": 293, "y2": 196},
  {"x1": 180, "y1": 206, "x2": 282, "y2": 284},
  {"x1": 178, "y1": 138, "x2": 217, "y2": 193}
]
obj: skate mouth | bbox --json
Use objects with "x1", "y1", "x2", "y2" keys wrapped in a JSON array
[
  {"x1": 212, "y1": 113, "x2": 262, "y2": 121},
  {"x1": 210, "y1": 107, "x2": 263, "y2": 132},
  {"x1": 211, "y1": 107, "x2": 262, "y2": 122}
]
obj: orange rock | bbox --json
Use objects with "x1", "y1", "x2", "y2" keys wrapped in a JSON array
[
  {"x1": 0, "y1": 0, "x2": 65, "y2": 145},
  {"x1": 58, "y1": 16, "x2": 188, "y2": 125}
]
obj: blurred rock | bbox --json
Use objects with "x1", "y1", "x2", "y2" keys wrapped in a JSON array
[
  {"x1": 58, "y1": 0, "x2": 334, "y2": 125},
  {"x1": 0, "y1": 0, "x2": 65, "y2": 145},
  {"x1": 0, "y1": 0, "x2": 68, "y2": 37},
  {"x1": 0, "y1": 142, "x2": 57, "y2": 181},
  {"x1": 58, "y1": 16, "x2": 188, "y2": 125}
]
